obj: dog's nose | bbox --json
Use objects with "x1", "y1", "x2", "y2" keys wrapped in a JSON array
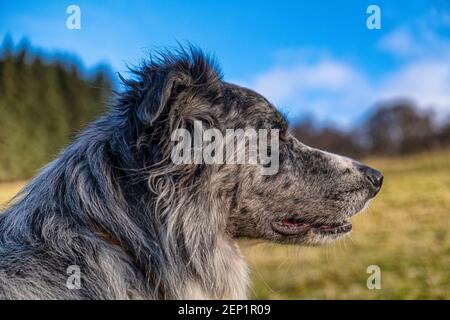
[{"x1": 355, "y1": 163, "x2": 384, "y2": 196}]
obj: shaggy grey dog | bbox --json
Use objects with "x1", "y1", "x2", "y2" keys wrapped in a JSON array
[{"x1": 0, "y1": 47, "x2": 383, "y2": 299}]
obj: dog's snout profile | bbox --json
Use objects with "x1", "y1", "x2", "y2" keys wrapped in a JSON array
[{"x1": 355, "y1": 162, "x2": 383, "y2": 196}]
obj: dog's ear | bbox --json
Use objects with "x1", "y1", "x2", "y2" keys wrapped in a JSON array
[{"x1": 121, "y1": 46, "x2": 223, "y2": 128}]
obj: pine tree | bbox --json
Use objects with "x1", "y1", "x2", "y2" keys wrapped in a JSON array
[{"x1": 0, "y1": 37, "x2": 112, "y2": 181}]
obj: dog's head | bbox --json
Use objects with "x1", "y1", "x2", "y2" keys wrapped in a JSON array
[
  {"x1": 123, "y1": 47, "x2": 383, "y2": 247},
  {"x1": 222, "y1": 84, "x2": 383, "y2": 245}
]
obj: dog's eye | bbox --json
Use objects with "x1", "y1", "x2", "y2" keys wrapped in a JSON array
[
  {"x1": 272, "y1": 122, "x2": 287, "y2": 141},
  {"x1": 272, "y1": 123, "x2": 286, "y2": 135},
  {"x1": 273, "y1": 123, "x2": 282, "y2": 130}
]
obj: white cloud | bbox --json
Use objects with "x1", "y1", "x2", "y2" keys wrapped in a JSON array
[
  {"x1": 378, "y1": 23, "x2": 450, "y2": 61},
  {"x1": 379, "y1": 60, "x2": 450, "y2": 115},
  {"x1": 240, "y1": 59, "x2": 373, "y2": 127},
  {"x1": 239, "y1": 20, "x2": 450, "y2": 128},
  {"x1": 377, "y1": 27, "x2": 422, "y2": 57}
]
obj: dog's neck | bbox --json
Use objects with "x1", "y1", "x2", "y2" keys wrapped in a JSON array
[
  {"x1": 93, "y1": 220, "x2": 249, "y2": 299},
  {"x1": 182, "y1": 234, "x2": 249, "y2": 299}
]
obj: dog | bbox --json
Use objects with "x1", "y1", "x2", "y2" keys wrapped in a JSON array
[{"x1": 0, "y1": 46, "x2": 383, "y2": 299}]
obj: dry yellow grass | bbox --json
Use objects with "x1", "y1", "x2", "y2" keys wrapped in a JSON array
[
  {"x1": 244, "y1": 151, "x2": 450, "y2": 299},
  {"x1": 0, "y1": 151, "x2": 449, "y2": 299},
  {"x1": 0, "y1": 181, "x2": 25, "y2": 209}
]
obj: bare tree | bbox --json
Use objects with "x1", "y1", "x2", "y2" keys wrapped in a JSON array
[{"x1": 364, "y1": 100, "x2": 435, "y2": 155}]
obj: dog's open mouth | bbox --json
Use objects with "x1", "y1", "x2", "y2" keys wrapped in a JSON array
[{"x1": 271, "y1": 217, "x2": 352, "y2": 236}]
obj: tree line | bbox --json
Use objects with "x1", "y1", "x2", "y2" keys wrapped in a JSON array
[
  {"x1": 0, "y1": 38, "x2": 112, "y2": 181},
  {"x1": 292, "y1": 101, "x2": 450, "y2": 159}
]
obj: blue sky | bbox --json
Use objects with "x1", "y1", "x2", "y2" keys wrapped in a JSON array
[{"x1": 1, "y1": 0, "x2": 450, "y2": 127}]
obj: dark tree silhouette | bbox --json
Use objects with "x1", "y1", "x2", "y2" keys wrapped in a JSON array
[{"x1": 365, "y1": 101, "x2": 435, "y2": 155}]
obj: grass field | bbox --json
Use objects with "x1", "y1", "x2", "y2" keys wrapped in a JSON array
[
  {"x1": 244, "y1": 151, "x2": 450, "y2": 299},
  {"x1": 1, "y1": 152, "x2": 449, "y2": 299}
]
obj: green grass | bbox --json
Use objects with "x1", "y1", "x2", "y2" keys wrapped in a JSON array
[{"x1": 1, "y1": 152, "x2": 449, "y2": 299}]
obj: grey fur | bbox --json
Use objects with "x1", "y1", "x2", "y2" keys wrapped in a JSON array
[{"x1": 0, "y1": 46, "x2": 382, "y2": 300}]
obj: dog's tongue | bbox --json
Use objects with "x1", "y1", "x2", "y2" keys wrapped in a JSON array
[
  {"x1": 273, "y1": 217, "x2": 352, "y2": 236},
  {"x1": 280, "y1": 218, "x2": 311, "y2": 230},
  {"x1": 281, "y1": 218, "x2": 304, "y2": 226}
]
